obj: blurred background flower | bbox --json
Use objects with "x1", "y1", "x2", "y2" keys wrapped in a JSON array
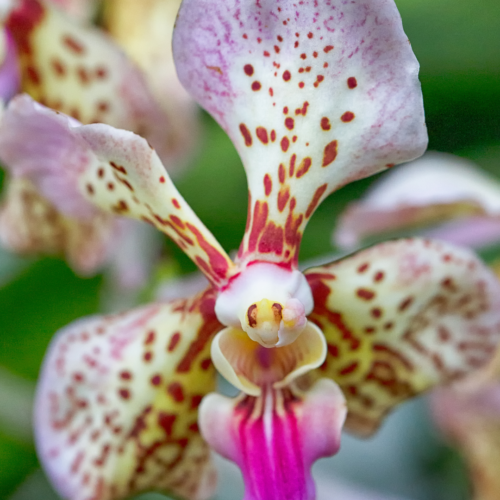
[{"x1": 0, "y1": 0, "x2": 499, "y2": 499}]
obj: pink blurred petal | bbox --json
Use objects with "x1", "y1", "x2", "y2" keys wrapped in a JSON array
[
  {"x1": 335, "y1": 153, "x2": 500, "y2": 250},
  {"x1": 0, "y1": 29, "x2": 20, "y2": 101},
  {"x1": 174, "y1": 0, "x2": 427, "y2": 267}
]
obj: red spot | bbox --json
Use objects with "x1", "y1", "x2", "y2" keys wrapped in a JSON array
[
  {"x1": 118, "y1": 388, "x2": 130, "y2": 400},
  {"x1": 278, "y1": 164, "x2": 286, "y2": 184},
  {"x1": 298, "y1": 82, "x2": 305, "y2": 89},
  {"x1": 264, "y1": 174, "x2": 272, "y2": 196},
  {"x1": 167, "y1": 382, "x2": 185, "y2": 402},
  {"x1": 256, "y1": 126, "x2": 269, "y2": 144},
  {"x1": 374, "y1": 271, "x2": 385, "y2": 282},
  {"x1": 270, "y1": 130, "x2": 277, "y2": 142},
  {"x1": 158, "y1": 412, "x2": 176, "y2": 436},
  {"x1": 356, "y1": 289, "x2": 375, "y2": 301},
  {"x1": 51, "y1": 58, "x2": 66, "y2": 76},
  {"x1": 274, "y1": 45, "x2": 280, "y2": 53},
  {"x1": 110, "y1": 161, "x2": 126, "y2": 174},
  {"x1": 306, "y1": 184, "x2": 327, "y2": 218},
  {"x1": 172, "y1": 198, "x2": 181, "y2": 209},
  {"x1": 151, "y1": 374, "x2": 162, "y2": 386},
  {"x1": 285, "y1": 117, "x2": 295, "y2": 130},
  {"x1": 168, "y1": 332, "x2": 181, "y2": 352},
  {"x1": 281, "y1": 137, "x2": 290, "y2": 152},
  {"x1": 313, "y1": 51, "x2": 318, "y2": 58},
  {"x1": 144, "y1": 330, "x2": 156, "y2": 345},
  {"x1": 26, "y1": 65, "x2": 41, "y2": 85},
  {"x1": 283, "y1": 70, "x2": 291, "y2": 81},
  {"x1": 358, "y1": 263, "x2": 369, "y2": 273},
  {"x1": 258, "y1": 223, "x2": 284, "y2": 255},
  {"x1": 300, "y1": 53, "x2": 307, "y2": 60},
  {"x1": 399, "y1": 297, "x2": 414, "y2": 312},
  {"x1": 244, "y1": 64, "x2": 254, "y2": 76},
  {"x1": 371, "y1": 308, "x2": 383, "y2": 319},
  {"x1": 62, "y1": 35, "x2": 85, "y2": 54},
  {"x1": 263, "y1": 51, "x2": 270, "y2": 57},
  {"x1": 347, "y1": 77, "x2": 358, "y2": 89},
  {"x1": 269, "y1": 87, "x2": 274, "y2": 96},
  {"x1": 307, "y1": 32, "x2": 313, "y2": 38},
  {"x1": 339, "y1": 361, "x2": 359, "y2": 375},
  {"x1": 159, "y1": 176, "x2": 166, "y2": 183},
  {"x1": 97, "y1": 101, "x2": 109, "y2": 113},
  {"x1": 314, "y1": 75, "x2": 324, "y2": 87},
  {"x1": 321, "y1": 117, "x2": 331, "y2": 130},
  {"x1": 295, "y1": 101, "x2": 309, "y2": 116},
  {"x1": 243, "y1": 33, "x2": 248, "y2": 39},
  {"x1": 277, "y1": 35, "x2": 283, "y2": 42},
  {"x1": 143, "y1": 352, "x2": 153, "y2": 362},
  {"x1": 341, "y1": 111, "x2": 355, "y2": 122},
  {"x1": 322, "y1": 140, "x2": 338, "y2": 167},
  {"x1": 278, "y1": 188, "x2": 290, "y2": 212},
  {"x1": 252, "y1": 81, "x2": 262, "y2": 91},
  {"x1": 294, "y1": 41, "x2": 299, "y2": 48},
  {"x1": 107, "y1": 182, "x2": 115, "y2": 191},
  {"x1": 283, "y1": 106, "x2": 289, "y2": 114},
  {"x1": 201, "y1": 358, "x2": 212, "y2": 370},
  {"x1": 324, "y1": 45, "x2": 334, "y2": 53},
  {"x1": 296, "y1": 157, "x2": 312, "y2": 178},
  {"x1": 239, "y1": 123, "x2": 253, "y2": 146},
  {"x1": 248, "y1": 201, "x2": 269, "y2": 253},
  {"x1": 77, "y1": 66, "x2": 90, "y2": 84},
  {"x1": 289, "y1": 154, "x2": 296, "y2": 176},
  {"x1": 95, "y1": 66, "x2": 108, "y2": 79}
]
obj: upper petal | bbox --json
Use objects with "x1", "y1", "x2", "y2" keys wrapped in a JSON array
[
  {"x1": 0, "y1": 95, "x2": 235, "y2": 286},
  {"x1": 335, "y1": 152, "x2": 500, "y2": 250},
  {"x1": 174, "y1": 0, "x2": 427, "y2": 267},
  {"x1": 35, "y1": 288, "x2": 222, "y2": 500},
  {"x1": 5, "y1": 0, "x2": 177, "y2": 165},
  {"x1": 304, "y1": 238, "x2": 500, "y2": 436}
]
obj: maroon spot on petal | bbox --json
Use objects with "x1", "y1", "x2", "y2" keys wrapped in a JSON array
[
  {"x1": 358, "y1": 263, "x2": 369, "y2": 273},
  {"x1": 270, "y1": 130, "x2": 277, "y2": 142},
  {"x1": 62, "y1": 35, "x2": 85, "y2": 54},
  {"x1": 167, "y1": 382, "x2": 185, "y2": 402},
  {"x1": 322, "y1": 140, "x2": 338, "y2": 167},
  {"x1": 356, "y1": 288, "x2": 375, "y2": 301},
  {"x1": 264, "y1": 174, "x2": 272, "y2": 196},
  {"x1": 158, "y1": 412, "x2": 176, "y2": 436},
  {"x1": 283, "y1": 106, "x2": 289, "y2": 114},
  {"x1": 374, "y1": 271, "x2": 385, "y2": 282},
  {"x1": 305, "y1": 184, "x2": 327, "y2": 218},
  {"x1": 239, "y1": 123, "x2": 253, "y2": 146},
  {"x1": 151, "y1": 374, "x2": 162, "y2": 386},
  {"x1": 320, "y1": 117, "x2": 331, "y2": 131},
  {"x1": 294, "y1": 41, "x2": 299, "y2": 48},
  {"x1": 274, "y1": 45, "x2": 280, "y2": 53},
  {"x1": 95, "y1": 66, "x2": 108, "y2": 79},
  {"x1": 26, "y1": 65, "x2": 41, "y2": 85},
  {"x1": 278, "y1": 188, "x2": 290, "y2": 212},
  {"x1": 347, "y1": 77, "x2": 358, "y2": 89},
  {"x1": 298, "y1": 82, "x2": 305, "y2": 89},
  {"x1": 300, "y1": 53, "x2": 307, "y2": 60},
  {"x1": 159, "y1": 176, "x2": 166, "y2": 183},
  {"x1": 258, "y1": 222, "x2": 284, "y2": 255},
  {"x1": 168, "y1": 332, "x2": 181, "y2": 352},
  {"x1": 289, "y1": 154, "x2": 296, "y2": 177},
  {"x1": 371, "y1": 308, "x2": 383, "y2": 319},
  {"x1": 296, "y1": 157, "x2": 312, "y2": 178},
  {"x1": 285, "y1": 117, "x2": 294, "y2": 130},
  {"x1": 256, "y1": 126, "x2": 269, "y2": 144},
  {"x1": 201, "y1": 358, "x2": 212, "y2": 370},
  {"x1": 313, "y1": 51, "x2": 318, "y2": 58},
  {"x1": 97, "y1": 101, "x2": 109, "y2": 113},
  {"x1": 283, "y1": 70, "x2": 291, "y2": 81},
  {"x1": 172, "y1": 198, "x2": 181, "y2": 209},
  {"x1": 252, "y1": 81, "x2": 262, "y2": 91},
  {"x1": 263, "y1": 50, "x2": 270, "y2": 57},
  {"x1": 324, "y1": 45, "x2": 334, "y2": 53},
  {"x1": 244, "y1": 64, "x2": 254, "y2": 76},
  {"x1": 339, "y1": 361, "x2": 359, "y2": 375},
  {"x1": 341, "y1": 111, "x2": 355, "y2": 122},
  {"x1": 51, "y1": 58, "x2": 66, "y2": 76},
  {"x1": 399, "y1": 297, "x2": 414, "y2": 312},
  {"x1": 118, "y1": 388, "x2": 130, "y2": 400},
  {"x1": 278, "y1": 164, "x2": 286, "y2": 184},
  {"x1": 277, "y1": 35, "x2": 283, "y2": 42},
  {"x1": 143, "y1": 352, "x2": 153, "y2": 362},
  {"x1": 281, "y1": 136, "x2": 290, "y2": 152},
  {"x1": 307, "y1": 32, "x2": 313, "y2": 39}
]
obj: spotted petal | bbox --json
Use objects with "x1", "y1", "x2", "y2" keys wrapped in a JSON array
[
  {"x1": 35, "y1": 288, "x2": 222, "y2": 500},
  {"x1": 174, "y1": 0, "x2": 427, "y2": 267},
  {"x1": 304, "y1": 238, "x2": 500, "y2": 436},
  {"x1": 0, "y1": 177, "x2": 119, "y2": 275},
  {"x1": 335, "y1": 153, "x2": 500, "y2": 250},
  {"x1": 5, "y1": 0, "x2": 178, "y2": 166},
  {"x1": 0, "y1": 95, "x2": 235, "y2": 286}
]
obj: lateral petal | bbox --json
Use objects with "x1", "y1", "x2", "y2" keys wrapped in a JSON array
[
  {"x1": 200, "y1": 379, "x2": 346, "y2": 500},
  {"x1": 174, "y1": 0, "x2": 427, "y2": 267},
  {"x1": 0, "y1": 95, "x2": 235, "y2": 286},
  {"x1": 305, "y1": 238, "x2": 500, "y2": 436},
  {"x1": 335, "y1": 153, "x2": 500, "y2": 250},
  {"x1": 0, "y1": 29, "x2": 20, "y2": 101},
  {"x1": 35, "y1": 288, "x2": 222, "y2": 500}
]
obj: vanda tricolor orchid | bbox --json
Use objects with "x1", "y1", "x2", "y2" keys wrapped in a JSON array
[
  {"x1": 0, "y1": 0, "x2": 194, "y2": 276},
  {"x1": 4, "y1": 0, "x2": 500, "y2": 499}
]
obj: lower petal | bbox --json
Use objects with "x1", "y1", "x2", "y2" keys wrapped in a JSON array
[{"x1": 200, "y1": 379, "x2": 346, "y2": 500}]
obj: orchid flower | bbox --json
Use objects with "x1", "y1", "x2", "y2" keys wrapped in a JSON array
[
  {"x1": 2, "y1": 0, "x2": 499, "y2": 499},
  {"x1": 334, "y1": 152, "x2": 500, "y2": 251},
  {"x1": 0, "y1": 0, "x2": 193, "y2": 275}
]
